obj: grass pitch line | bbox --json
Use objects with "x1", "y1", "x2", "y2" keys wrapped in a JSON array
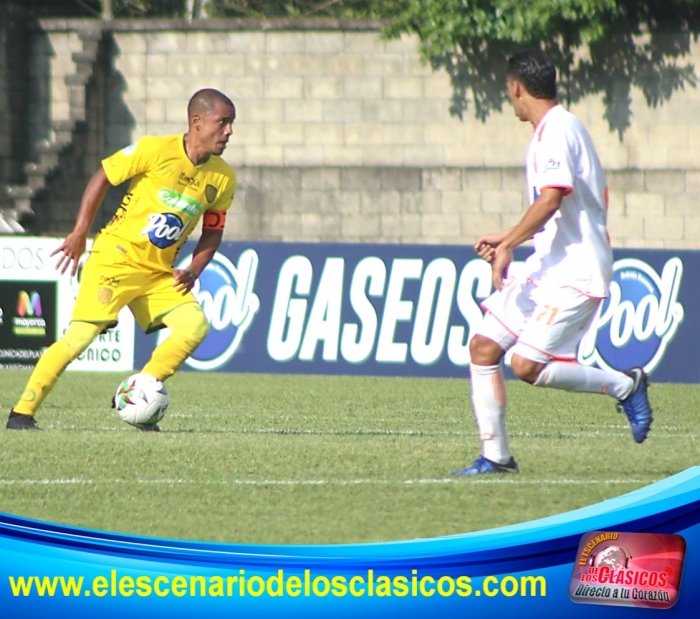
[
  {"x1": 62, "y1": 424, "x2": 691, "y2": 439},
  {"x1": 0, "y1": 478, "x2": 655, "y2": 486}
]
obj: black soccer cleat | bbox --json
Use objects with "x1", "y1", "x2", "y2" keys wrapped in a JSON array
[{"x1": 6, "y1": 410, "x2": 40, "y2": 431}]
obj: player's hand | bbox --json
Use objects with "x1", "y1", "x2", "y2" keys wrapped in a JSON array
[
  {"x1": 491, "y1": 245, "x2": 513, "y2": 291},
  {"x1": 474, "y1": 232, "x2": 506, "y2": 263},
  {"x1": 51, "y1": 232, "x2": 87, "y2": 276},
  {"x1": 173, "y1": 269, "x2": 198, "y2": 295}
]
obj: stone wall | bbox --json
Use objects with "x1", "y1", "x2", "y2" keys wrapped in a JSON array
[
  {"x1": 229, "y1": 167, "x2": 700, "y2": 249},
  {"x1": 21, "y1": 19, "x2": 700, "y2": 246}
]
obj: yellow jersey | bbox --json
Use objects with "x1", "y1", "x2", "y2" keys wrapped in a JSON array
[{"x1": 95, "y1": 135, "x2": 236, "y2": 271}]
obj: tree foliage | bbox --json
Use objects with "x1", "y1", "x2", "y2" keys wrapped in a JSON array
[
  {"x1": 109, "y1": 0, "x2": 700, "y2": 136},
  {"x1": 29, "y1": 1, "x2": 700, "y2": 136},
  {"x1": 379, "y1": 0, "x2": 700, "y2": 137}
]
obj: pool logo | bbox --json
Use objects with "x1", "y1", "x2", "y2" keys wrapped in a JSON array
[
  {"x1": 141, "y1": 213, "x2": 189, "y2": 249},
  {"x1": 168, "y1": 249, "x2": 260, "y2": 371},
  {"x1": 578, "y1": 258, "x2": 684, "y2": 374}
]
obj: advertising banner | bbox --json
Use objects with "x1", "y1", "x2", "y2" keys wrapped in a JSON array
[
  {"x1": 134, "y1": 241, "x2": 692, "y2": 383},
  {"x1": 0, "y1": 237, "x2": 135, "y2": 372},
  {"x1": 0, "y1": 280, "x2": 57, "y2": 369}
]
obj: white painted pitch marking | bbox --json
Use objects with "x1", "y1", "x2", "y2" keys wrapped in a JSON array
[
  {"x1": 47, "y1": 424, "x2": 696, "y2": 439},
  {"x1": 0, "y1": 478, "x2": 657, "y2": 487}
]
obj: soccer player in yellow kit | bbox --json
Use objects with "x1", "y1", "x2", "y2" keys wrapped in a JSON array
[{"x1": 7, "y1": 88, "x2": 237, "y2": 431}]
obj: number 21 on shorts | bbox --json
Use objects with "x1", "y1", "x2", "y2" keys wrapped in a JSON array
[{"x1": 535, "y1": 305, "x2": 559, "y2": 326}]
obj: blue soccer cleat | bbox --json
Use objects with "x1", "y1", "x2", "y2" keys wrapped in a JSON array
[
  {"x1": 617, "y1": 368, "x2": 653, "y2": 444},
  {"x1": 451, "y1": 455, "x2": 519, "y2": 476}
]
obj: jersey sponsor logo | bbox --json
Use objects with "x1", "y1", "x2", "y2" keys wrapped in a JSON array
[
  {"x1": 578, "y1": 258, "x2": 684, "y2": 374},
  {"x1": 141, "y1": 213, "x2": 190, "y2": 249},
  {"x1": 177, "y1": 172, "x2": 200, "y2": 188},
  {"x1": 156, "y1": 188, "x2": 203, "y2": 217},
  {"x1": 170, "y1": 250, "x2": 260, "y2": 371}
]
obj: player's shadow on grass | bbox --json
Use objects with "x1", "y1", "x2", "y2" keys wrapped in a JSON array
[{"x1": 436, "y1": 31, "x2": 698, "y2": 140}]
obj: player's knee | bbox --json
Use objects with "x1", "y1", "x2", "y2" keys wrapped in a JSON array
[
  {"x1": 190, "y1": 312, "x2": 210, "y2": 343},
  {"x1": 469, "y1": 334, "x2": 503, "y2": 366},
  {"x1": 510, "y1": 355, "x2": 542, "y2": 384},
  {"x1": 61, "y1": 321, "x2": 106, "y2": 360},
  {"x1": 164, "y1": 303, "x2": 210, "y2": 344}
]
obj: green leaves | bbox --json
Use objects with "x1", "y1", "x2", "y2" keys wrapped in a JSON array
[
  {"x1": 47, "y1": 1, "x2": 700, "y2": 136},
  {"x1": 377, "y1": 0, "x2": 700, "y2": 136}
]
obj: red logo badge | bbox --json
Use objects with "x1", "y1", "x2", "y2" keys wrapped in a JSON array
[{"x1": 569, "y1": 531, "x2": 685, "y2": 609}]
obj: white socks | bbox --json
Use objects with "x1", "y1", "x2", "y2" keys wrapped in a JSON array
[
  {"x1": 469, "y1": 363, "x2": 511, "y2": 464},
  {"x1": 469, "y1": 361, "x2": 635, "y2": 466},
  {"x1": 533, "y1": 361, "x2": 634, "y2": 399}
]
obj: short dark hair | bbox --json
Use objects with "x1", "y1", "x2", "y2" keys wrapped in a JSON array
[
  {"x1": 187, "y1": 88, "x2": 235, "y2": 118},
  {"x1": 506, "y1": 50, "x2": 557, "y2": 100}
]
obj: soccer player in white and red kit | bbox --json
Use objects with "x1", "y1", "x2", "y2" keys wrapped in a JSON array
[{"x1": 453, "y1": 50, "x2": 653, "y2": 476}]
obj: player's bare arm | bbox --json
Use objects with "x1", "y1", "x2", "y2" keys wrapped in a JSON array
[
  {"x1": 52, "y1": 165, "x2": 113, "y2": 276},
  {"x1": 491, "y1": 187, "x2": 564, "y2": 290},
  {"x1": 173, "y1": 227, "x2": 223, "y2": 294}
]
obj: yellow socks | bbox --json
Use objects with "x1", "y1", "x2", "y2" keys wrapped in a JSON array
[
  {"x1": 13, "y1": 303, "x2": 209, "y2": 417},
  {"x1": 13, "y1": 321, "x2": 106, "y2": 416},
  {"x1": 142, "y1": 303, "x2": 209, "y2": 381}
]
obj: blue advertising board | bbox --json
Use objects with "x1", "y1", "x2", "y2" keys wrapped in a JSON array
[{"x1": 134, "y1": 242, "x2": 691, "y2": 383}]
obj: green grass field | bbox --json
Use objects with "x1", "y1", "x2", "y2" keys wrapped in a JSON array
[{"x1": 0, "y1": 370, "x2": 695, "y2": 545}]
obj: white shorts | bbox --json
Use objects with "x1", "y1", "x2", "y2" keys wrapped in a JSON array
[{"x1": 476, "y1": 278, "x2": 604, "y2": 363}]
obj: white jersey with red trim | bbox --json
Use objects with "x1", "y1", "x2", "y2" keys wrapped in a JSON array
[{"x1": 522, "y1": 104, "x2": 612, "y2": 298}]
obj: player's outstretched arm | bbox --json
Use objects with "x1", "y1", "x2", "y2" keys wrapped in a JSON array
[
  {"x1": 173, "y1": 228, "x2": 223, "y2": 294},
  {"x1": 52, "y1": 165, "x2": 113, "y2": 276}
]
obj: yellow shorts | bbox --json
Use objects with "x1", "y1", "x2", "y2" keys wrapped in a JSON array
[{"x1": 71, "y1": 246, "x2": 197, "y2": 333}]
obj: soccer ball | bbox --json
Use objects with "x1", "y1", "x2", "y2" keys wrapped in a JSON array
[{"x1": 113, "y1": 373, "x2": 169, "y2": 428}]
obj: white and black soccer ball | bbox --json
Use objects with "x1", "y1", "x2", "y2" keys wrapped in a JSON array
[{"x1": 113, "y1": 373, "x2": 169, "y2": 428}]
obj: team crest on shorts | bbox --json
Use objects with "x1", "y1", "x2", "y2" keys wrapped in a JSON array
[
  {"x1": 97, "y1": 287, "x2": 113, "y2": 304},
  {"x1": 205, "y1": 184, "x2": 218, "y2": 203},
  {"x1": 569, "y1": 530, "x2": 686, "y2": 609}
]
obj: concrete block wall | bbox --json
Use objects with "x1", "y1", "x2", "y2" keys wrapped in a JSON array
[
  {"x1": 104, "y1": 28, "x2": 534, "y2": 168},
  {"x1": 29, "y1": 20, "x2": 700, "y2": 246},
  {"x1": 229, "y1": 167, "x2": 700, "y2": 249},
  {"x1": 226, "y1": 167, "x2": 525, "y2": 244},
  {"x1": 30, "y1": 30, "x2": 84, "y2": 138}
]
